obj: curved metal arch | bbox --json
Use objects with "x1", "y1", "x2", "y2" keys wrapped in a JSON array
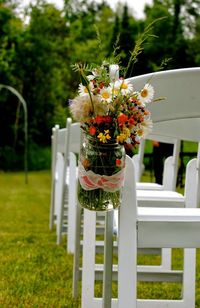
[{"x1": 0, "y1": 84, "x2": 28, "y2": 183}]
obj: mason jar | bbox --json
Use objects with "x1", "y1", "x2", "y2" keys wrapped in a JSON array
[{"x1": 77, "y1": 131, "x2": 126, "y2": 211}]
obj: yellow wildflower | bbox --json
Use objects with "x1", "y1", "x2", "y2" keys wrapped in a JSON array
[
  {"x1": 122, "y1": 127, "x2": 131, "y2": 138},
  {"x1": 116, "y1": 133, "x2": 126, "y2": 143},
  {"x1": 97, "y1": 130, "x2": 111, "y2": 143}
]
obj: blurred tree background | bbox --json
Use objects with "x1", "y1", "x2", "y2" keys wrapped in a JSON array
[{"x1": 0, "y1": 0, "x2": 200, "y2": 170}]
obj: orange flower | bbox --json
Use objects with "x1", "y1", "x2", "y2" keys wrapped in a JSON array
[
  {"x1": 118, "y1": 113, "x2": 128, "y2": 125},
  {"x1": 89, "y1": 126, "x2": 96, "y2": 135},
  {"x1": 82, "y1": 159, "x2": 90, "y2": 169}
]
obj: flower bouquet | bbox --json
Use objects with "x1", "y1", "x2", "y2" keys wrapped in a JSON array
[{"x1": 69, "y1": 62, "x2": 154, "y2": 211}]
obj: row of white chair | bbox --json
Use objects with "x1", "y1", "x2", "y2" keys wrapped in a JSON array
[
  {"x1": 50, "y1": 126, "x2": 195, "y2": 304},
  {"x1": 50, "y1": 67, "x2": 200, "y2": 307}
]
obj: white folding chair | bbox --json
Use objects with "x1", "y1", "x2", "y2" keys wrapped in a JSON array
[
  {"x1": 73, "y1": 68, "x2": 199, "y2": 294},
  {"x1": 119, "y1": 155, "x2": 200, "y2": 308},
  {"x1": 50, "y1": 122, "x2": 69, "y2": 240},
  {"x1": 133, "y1": 134, "x2": 181, "y2": 272},
  {"x1": 134, "y1": 135, "x2": 181, "y2": 191},
  {"x1": 135, "y1": 68, "x2": 200, "y2": 281},
  {"x1": 129, "y1": 66, "x2": 200, "y2": 268},
  {"x1": 80, "y1": 67, "x2": 200, "y2": 308},
  {"x1": 49, "y1": 118, "x2": 81, "y2": 246},
  {"x1": 131, "y1": 68, "x2": 197, "y2": 272},
  {"x1": 57, "y1": 119, "x2": 81, "y2": 247}
]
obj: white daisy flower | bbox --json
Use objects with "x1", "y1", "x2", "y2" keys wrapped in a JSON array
[
  {"x1": 138, "y1": 83, "x2": 154, "y2": 104},
  {"x1": 113, "y1": 79, "x2": 134, "y2": 95},
  {"x1": 78, "y1": 81, "x2": 94, "y2": 96},
  {"x1": 100, "y1": 87, "x2": 112, "y2": 103}
]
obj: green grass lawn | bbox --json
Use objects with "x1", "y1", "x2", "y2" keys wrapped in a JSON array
[
  {"x1": 0, "y1": 171, "x2": 199, "y2": 307},
  {"x1": 0, "y1": 171, "x2": 80, "y2": 307}
]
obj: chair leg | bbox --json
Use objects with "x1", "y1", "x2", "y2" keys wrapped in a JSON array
[
  {"x1": 182, "y1": 248, "x2": 196, "y2": 308},
  {"x1": 160, "y1": 248, "x2": 172, "y2": 270},
  {"x1": 72, "y1": 203, "x2": 82, "y2": 298},
  {"x1": 67, "y1": 154, "x2": 77, "y2": 253},
  {"x1": 81, "y1": 209, "x2": 96, "y2": 308},
  {"x1": 102, "y1": 211, "x2": 114, "y2": 308},
  {"x1": 49, "y1": 183, "x2": 55, "y2": 230},
  {"x1": 118, "y1": 209, "x2": 137, "y2": 308}
]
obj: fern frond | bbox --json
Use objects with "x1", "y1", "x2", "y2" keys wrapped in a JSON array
[{"x1": 71, "y1": 63, "x2": 96, "y2": 73}]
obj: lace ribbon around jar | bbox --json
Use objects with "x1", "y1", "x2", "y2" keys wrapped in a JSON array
[{"x1": 78, "y1": 161, "x2": 125, "y2": 192}]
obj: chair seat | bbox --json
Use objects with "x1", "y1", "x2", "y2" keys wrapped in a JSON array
[
  {"x1": 114, "y1": 207, "x2": 200, "y2": 247},
  {"x1": 113, "y1": 200, "x2": 189, "y2": 236},
  {"x1": 138, "y1": 207, "x2": 200, "y2": 221},
  {"x1": 136, "y1": 182, "x2": 163, "y2": 190},
  {"x1": 137, "y1": 207, "x2": 200, "y2": 248},
  {"x1": 137, "y1": 190, "x2": 185, "y2": 207}
]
